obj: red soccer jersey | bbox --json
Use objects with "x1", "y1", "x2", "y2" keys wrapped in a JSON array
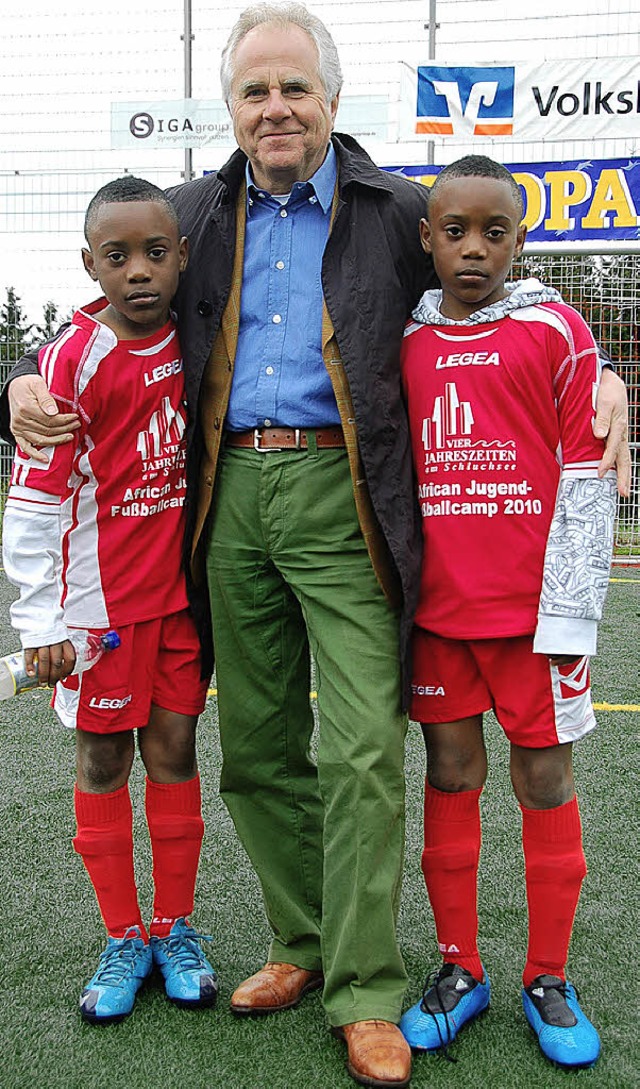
[
  {"x1": 8, "y1": 299, "x2": 189, "y2": 628},
  {"x1": 401, "y1": 299, "x2": 605, "y2": 639}
]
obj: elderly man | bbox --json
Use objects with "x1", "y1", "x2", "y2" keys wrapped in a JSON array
[{"x1": 5, "y1": 4, "x2": 630, "y2": 1087}]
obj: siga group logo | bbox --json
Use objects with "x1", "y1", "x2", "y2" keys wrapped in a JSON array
[{"x1": 416, "y1": 66, "x2": 515, "y2": 136}]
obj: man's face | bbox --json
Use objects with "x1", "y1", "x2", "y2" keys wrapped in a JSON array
[{"x1": 228, "y1": 23, "x2": 338, "y2": 194}]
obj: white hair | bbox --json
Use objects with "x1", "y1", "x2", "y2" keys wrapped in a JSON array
[{"x1": 220, "y1": 2, "x2": 343, "y2": 105}]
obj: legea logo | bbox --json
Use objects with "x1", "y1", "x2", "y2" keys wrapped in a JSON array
[{"x1": 416, "y1": 66, "x2": 515, "y2": 136}]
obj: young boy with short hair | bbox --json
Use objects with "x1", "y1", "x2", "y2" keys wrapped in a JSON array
[
  {"x1": 2, "y1": 176, "x2": 218, "y2": 1023},
  {"x1": 399, "y1": 155, "x2": 616, "y2": 1069}
]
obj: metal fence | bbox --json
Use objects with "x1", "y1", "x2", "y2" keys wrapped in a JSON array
[{"x1": 0, "y1": 249, "x2": 638, "y2": 558}]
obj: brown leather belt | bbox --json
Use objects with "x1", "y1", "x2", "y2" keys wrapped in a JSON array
[{"x1": 225, "y1": 427, "x2": 345, "y2": 451}]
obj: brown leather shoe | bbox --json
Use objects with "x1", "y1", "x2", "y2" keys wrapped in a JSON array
[
  {"x1": 334, "y1": 1020, "x2": 412, "y2": 1088},
  {"x1": 230, "y1": 961, "x2": 323, "y2": 1015}
]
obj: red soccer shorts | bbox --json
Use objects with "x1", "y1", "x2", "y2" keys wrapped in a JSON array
[
  {"x1": 410, "y1": 628, "x2": 596, "y2": 747},
  {"x1": 53, "y1": 609, "x2": 209, "y2": 733}
]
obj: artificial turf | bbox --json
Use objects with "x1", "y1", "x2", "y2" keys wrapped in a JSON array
[{"x1": 0, "y1": 573, "x2": 637, "y2": 1088}]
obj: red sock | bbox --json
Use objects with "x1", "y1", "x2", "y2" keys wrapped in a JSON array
[
  {"x1": 521, "y1": 795, "x2": 587, "y2": 988},
  {"x1": 421, "y1": 781, "x2": 484, "y2": 982},
  {"x1": 73, "y1": 783, "x2": 146, "y2": 940},
  {"x1": 146, "y1": 775, "x2": 204, "y2": 937}
]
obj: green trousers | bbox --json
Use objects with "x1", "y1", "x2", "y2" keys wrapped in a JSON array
[{"x1": 206, "y1": 445, "x2": 408, "y2": 1026}]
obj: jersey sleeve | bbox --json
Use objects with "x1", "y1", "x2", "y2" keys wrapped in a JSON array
[
  {"x1": 2, "y1": 488, "x2": 68, "y2": 647},
  {"x1": 534, "y1": 305, "x2": 616, "y2": 656},
  {"x1": 1, "y1": 329, "x2": 89, "y2": 648}
]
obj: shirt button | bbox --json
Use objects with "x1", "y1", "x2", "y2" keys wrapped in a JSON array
[
  {"x1": 272, "y1": 314, "x2": 282, "y2": 324},
  {"x1": 275, "y1": 260, "x2": 285, "y2": 270},
  {"x1": 264, "y1": 418, "x2": 272, "y2": 427},
  {"x1": 279, "y1": 209, "x2": 288, "y2": 218},
  {"x1": 266, "y1": 366, "x2": 274, "y2": 375}
]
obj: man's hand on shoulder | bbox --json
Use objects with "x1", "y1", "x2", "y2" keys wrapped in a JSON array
[
  {"x1": 594, "y1": 368, "x2": 631, "y2": 497},
  {"x1": 9, "y1": 374, "x2": 80, "y2": 462}
]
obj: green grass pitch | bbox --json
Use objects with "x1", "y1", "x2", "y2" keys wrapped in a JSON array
[{"x1": 0, "y1": 571, "x2": 637, "y2": 1088}]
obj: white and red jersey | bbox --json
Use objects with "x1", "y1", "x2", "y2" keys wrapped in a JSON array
[
  {"x1": 401, "y1": 279, "x2": 616, "y2": 654},
  {"x1": 3, "y1": 299, "x2": 189, "y2": 647}
]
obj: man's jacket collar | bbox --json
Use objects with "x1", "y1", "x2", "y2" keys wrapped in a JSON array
[
  {"x1": 331, "y1": 132, "x2": 394, "y2": 193},
  {"x1": 216, "y1": 146, "x2": 249, "y2": 201}
]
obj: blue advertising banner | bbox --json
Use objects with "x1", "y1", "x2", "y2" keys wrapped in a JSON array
[{"x1": 383, "y1": 158, "x2": 640, "y2": 245}]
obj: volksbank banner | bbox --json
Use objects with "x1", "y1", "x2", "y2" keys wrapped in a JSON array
[
  {"x1": 384, "y1": 159, "x2": 640, "y2": 245},
  {"x1": 412, "y1": 58, "x2": 640, "y2": 141}
]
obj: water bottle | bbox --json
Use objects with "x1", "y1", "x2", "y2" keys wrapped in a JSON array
[
  {"x1": 69, "y1": 629, "x2": 121, "y2": 673},
  {"x1": 0, "y1": 629, "x2": 120, "y2": 700}
]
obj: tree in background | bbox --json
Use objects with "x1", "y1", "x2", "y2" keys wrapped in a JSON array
[
  {"x1": 0, "y1": 287, "x2": 33, "y2": 366},
  {"x1": 0, "y1": 290, "x2": 65, "y2": 385},
  {"x1": 33, "y1": 301, "x2": 60, "y2": 344}
]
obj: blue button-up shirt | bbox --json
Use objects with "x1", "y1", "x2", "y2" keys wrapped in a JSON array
[{"x1": 225, "y1": 143, "x2": 341, "y2": 430}]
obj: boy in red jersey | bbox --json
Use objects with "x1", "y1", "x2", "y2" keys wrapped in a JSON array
[
  {"x1": 2, "y1": 177, "x2": 217, "y2": 1023},
  {"x1": 399, "y1": 156, "x2": 616, "y2": 1069}
]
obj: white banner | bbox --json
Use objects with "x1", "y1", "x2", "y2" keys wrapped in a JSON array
[
  {"x1": 409, "y1": 57, "x2": 640, "y2": 142},
  {"x1": 111, "y1": 100, "x2": 232, "y2": 148},
  {"x1": 111, "y1": 96, "x2": 390, "y2": 150}
]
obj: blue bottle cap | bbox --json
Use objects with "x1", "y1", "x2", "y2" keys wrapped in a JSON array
[{"x1": 101, "y1": 630, "x2": 121, "y2": 651}]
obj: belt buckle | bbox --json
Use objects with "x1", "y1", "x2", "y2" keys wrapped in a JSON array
[{"x1": 253, "y1": 428, "x2": 301, "y2": 452}]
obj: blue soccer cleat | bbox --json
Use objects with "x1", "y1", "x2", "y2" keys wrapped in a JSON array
[
  {"x1": 151, "y1": 917, "x2": 219, "y2": 1008},
  {"x1": 400, "y1": 962, "x2": 491, "y2": 1052},
  {"x1": 522, "y1": 974, "x2": 601, "y2": 1068},
  {"x1": 79, "y1": 926, "x2": 153, "y2": 1023}
]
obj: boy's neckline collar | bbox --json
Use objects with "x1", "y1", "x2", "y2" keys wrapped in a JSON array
[{"x1": 75, "y1": 297, "x2": 176, "y2": 346}]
